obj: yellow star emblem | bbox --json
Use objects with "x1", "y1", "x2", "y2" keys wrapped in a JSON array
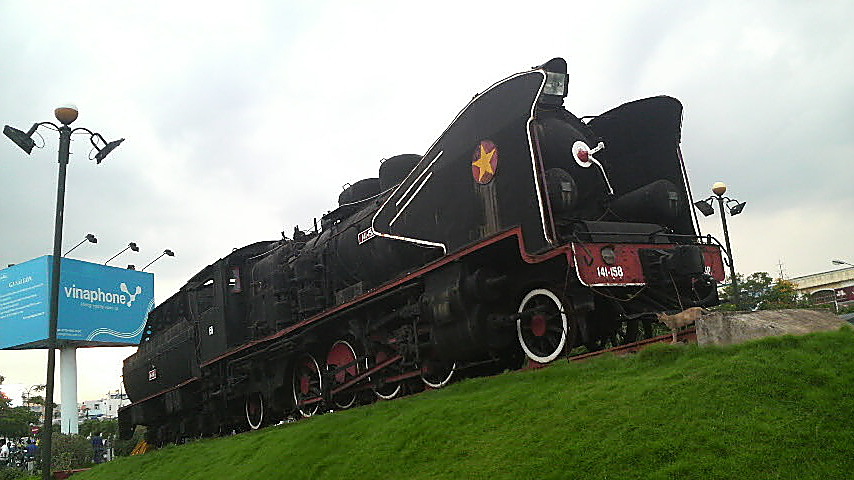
[{"x1": 472, "y1": 143, "x2": 496, "y2": 182}]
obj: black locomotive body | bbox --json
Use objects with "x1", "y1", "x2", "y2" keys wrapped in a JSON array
[{"x1": 119, "y1": 58, "x2": 725, "y2": 442}]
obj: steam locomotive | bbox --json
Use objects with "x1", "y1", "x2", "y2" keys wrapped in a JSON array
[{"x1": 118, "y1": 58, "x2": 725, "y2": 443}]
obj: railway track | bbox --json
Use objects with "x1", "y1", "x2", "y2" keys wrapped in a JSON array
[
  {"x1": 568, "y1": 327, "x2": 697, "y2": 363},
  {"x1": 299, "y1": 328, "x2": 698, "y2": 409}
]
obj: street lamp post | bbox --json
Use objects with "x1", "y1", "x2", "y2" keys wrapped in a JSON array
[
  {"x1": 832, "y1": 259, "x2": 854, "y2": 268},
  {"x1": 4, "y1": 105, "x2": 122, "y2": 480},
  {"x1": 693, "y1": 181, "x2": 746, "y2": 305}
]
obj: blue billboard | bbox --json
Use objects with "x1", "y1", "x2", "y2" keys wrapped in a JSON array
[
  {"x1": 0, "y1": 256, "x2": 154, "y2": 349},
  {"x1": 0, "y1": 257, "x2": 50, "y2": 348}
]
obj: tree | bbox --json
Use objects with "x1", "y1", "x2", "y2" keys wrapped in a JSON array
[
  {"x1": 0, "y1": 407, "x2": 39, "y2": 438},
  {"x1": 0, "y1": 376, "x2": 40, "y2": 438},
  {"x1": 717, "y1": 272, "x2": 814, "y2": 311}
]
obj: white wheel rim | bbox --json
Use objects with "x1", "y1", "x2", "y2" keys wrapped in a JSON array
[
  {"x1": 516, "y1": 288, "x2": 568, "y2": 363},
  {"x1": 371, "y1": 350, "x2": 401, "y2": 399},
  {"x1": 327, "y1": 340, "x2": 358, "y2": 409},
  {"x1": 292, "y1": 353, "x2": 322, "y2": 417},
  {"x1": 245, "y1": 393, "x2": 263, "y2": 430},
  {"x1": 421, "y1": 362, "x2": 456, "y2": 389},
  {"x1": 375, "y1": 384, "x2": 402, "y2": 400}
]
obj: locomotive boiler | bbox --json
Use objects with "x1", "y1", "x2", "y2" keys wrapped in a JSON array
[{"x1": 119, "y1": 58, "x2": 725, "y2": 443}]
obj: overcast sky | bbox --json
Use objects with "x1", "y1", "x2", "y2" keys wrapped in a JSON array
[{"x1": 1, "y1": 1, "x2": 852, "y2": 403}]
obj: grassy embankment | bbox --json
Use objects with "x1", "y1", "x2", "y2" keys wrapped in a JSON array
[{"x1": 76, "y1": 329, "x2": 854, "y2": 480}]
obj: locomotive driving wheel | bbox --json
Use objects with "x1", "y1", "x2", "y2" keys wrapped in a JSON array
[
  {"x1": 326, "y1": 340, "x2": 361, "y2": 409},
  {"x1": 244, "y1": 392, "x2": 264, "y2": 430},
  {"x1": 516, "y1": 288, "x2": 569, "y2": 363},
  {"x1": 371, "y1": 348, "x2": 403, "y2": 400},
  {"x1": 292, "y1": 353, "x2": 323, "y2": 417},
  {"x1": 420, "y1": 355, "x2": 456, "y2": 389}
]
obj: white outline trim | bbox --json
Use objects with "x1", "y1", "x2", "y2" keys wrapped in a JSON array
[
  {"x1": 571, "y1": 244, "x2": 646, "y2": 287},
  {"x1": 395, "y1": 151, "x2": 443, "y2": 207},
  {"x1": 526, "y1": 73, "x2": 553, "y2": 245},
  {"x1": 371, "y1": 68, "x2": 551, "y2": 252},
  {"x1": 516, "y1": 288, "x2": 567, "y2": 363},
  {"x1": 390, "y1": 171, "x2": 433, "y2": 226}
]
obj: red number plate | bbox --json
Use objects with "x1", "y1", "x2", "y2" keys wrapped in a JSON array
[{"x1": 572, "y1": 243, "x2": 725, "y2": 286}]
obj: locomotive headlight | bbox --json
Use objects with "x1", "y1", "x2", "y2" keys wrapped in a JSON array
[
  {"x1": 601, "y1": 246, "x2": 616, "y2": 265},
  {"x1": 543, "y1": 72, "x2": 568, "y2": 97}
]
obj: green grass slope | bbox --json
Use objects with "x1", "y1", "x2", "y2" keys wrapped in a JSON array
[{"x1": 78, "y1": 329, "x2": 854, "y2": 480}]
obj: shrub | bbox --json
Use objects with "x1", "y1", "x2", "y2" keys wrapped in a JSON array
[
  {"x1": 50, "y1": 433, "x2": 93, "y2": 471},
  {"x1": 113, "y1": 426, "x2": 146, "y2": 457},
  {"x1": 0, "y1": 465, "x2": 27, "y2": 480}
]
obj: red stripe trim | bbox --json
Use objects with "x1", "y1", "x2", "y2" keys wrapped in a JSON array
[
  {"x1": 120, "y1": 376, "x2": 199, "y2": 409},
  {"x1": 200, "y1": 227, "x2": 566, "y2": 367},
  {"x1": 127, "y1": 227, "x2": 562, "y2": 407}
]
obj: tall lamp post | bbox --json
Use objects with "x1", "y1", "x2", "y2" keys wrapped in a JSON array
[
  {"x1": 694, "y1": 181, "x2": 746, "y2": 305},
  {"x1": 4, "y1": 105, "x2": 122, "y2": 480}
]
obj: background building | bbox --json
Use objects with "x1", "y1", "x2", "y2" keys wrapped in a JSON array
[
  {"x1": 79, "y1": 392, "x2": 130, "y2": 421},
  {"x1": 790, "y1": 266, "x2": 854, "y2": 310}
]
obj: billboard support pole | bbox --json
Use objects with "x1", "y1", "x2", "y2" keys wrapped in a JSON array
[
  {"x1": 40, "y1": 124, "x2": 71, "y2": 477},
  {"x1": 59, "y1": 347, "x2": 78, "y2": 434}
]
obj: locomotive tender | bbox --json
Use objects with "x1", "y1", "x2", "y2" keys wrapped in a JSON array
[{"x1": 119, "y1": 58, "x2": 725, "y2": 443}]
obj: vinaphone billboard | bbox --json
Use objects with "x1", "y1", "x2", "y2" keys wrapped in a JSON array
[{"x1": 0, "y1": 256, "x2": 154, "y2": 349}]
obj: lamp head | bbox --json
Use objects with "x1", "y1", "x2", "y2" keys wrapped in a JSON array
[
  {"x1": 129, "y1": 242, "x2": 139, "y2": 252},
  {"x1": 127, "y1": 265, "x2": 136, "y2": 270},
  {"x1": 85, "y1": 233, "x2": 97, "y2": 244},
  {"x1": 3, "y1": 125, "x2": 36, "y2": 154},
  {"x1": 712, "y1": 181, "x2": 727, "y2": 196},
  {"x1": 94, "y1": 138, "x2": 124, "y2": 164},
  {"x1": 729, "y1": 201, "x2": 746, "y2": 216},
  {"x1": 54, "y1": 104, "x2": 79, "y2": 125},
  {"x1": 164, "y1": 249, "x2": 175, "y2": 257},
  {"x1": 693, "y1": 199, "x2": 715, "y2": 217}
]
